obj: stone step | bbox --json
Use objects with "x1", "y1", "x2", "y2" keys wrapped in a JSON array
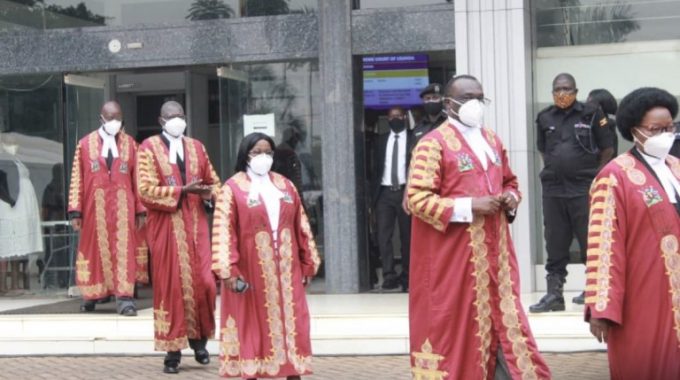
[{"x1": 0, "y1": 293, "x2": 605, "y2": 355}]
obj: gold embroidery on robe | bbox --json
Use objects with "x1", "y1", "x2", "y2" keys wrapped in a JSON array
[
  {"x1": 185, "y1": 138, "x2": 199, "y2": 178},
  {"x1": 299, "y1": 207, "x2": 321, "y2": 274},
  {"x1": 137, "y1": 149, "x2": 178, "y2": 207},
  {"x1": 585, "y1": 175, "x2": 618, "y2": 310},
  {"x1": 68, "y1": 146, "x2": 83, "y2": 210},
  {"x1": 408, "y1": 140, "x2": 453, "y2": 232},
  {"x1": 149, "y1": 136, "x2": 173, "y2": 177},
  {"x1": 233, "y1": 172, "x2": 251, "y2": 193},
  {"x1": 154, "y1": 301, "x2": 170, "y2": 336},
  {"x1": 94, "y1": 189, "x2": 114, "y2": 291},
  {"x1": 437, "y1": 123, "x2": 461, "y2": 152},
  {"x1": 220, "y1": 315, "x2": 240, "y2": 358},
  {"x1": 411, "y1": 339, "x2": 448, "y2": 380},
  {"x1": 279, "y1": 229, "x2": 313, "y2": 373},
  {"x1": 614, "y1": 155, "x2": 646, "y2": 186},
  {"x1": 79, "y1": 283, "x2": 107, "y2": 297},
  {"x1": 467, "y1": 217, "x2": 492, "y2": 379},
  {"x1": 498, "y1": 217, "x2": 539, "y2": 380},
  {"x1": 272, "y1": 172, "x2": 287, "y2": 190},
  {"x1": 155, "y1": 336, "x2": 189, "y2": 352},
  {"x1": 115, "y1": 189, "x2": 133, "y2": 295},
  {"x1": 170, "y1": 211, "x2": 197, "y2": 338},
  {"x1": 88, "y1": 132, "x2": 99, "y2": 162},
  {"x1": 660, "y1": 235, "x2": 680, "y2": 345},
  {"x1": 120, "y1": 133, "x2": 130, "y2": 162},
  {"x1": 76, "y1": 252, "x2": 91, "y2": 283},
  {"x1": 211, "y1": 186, "x2": 233, "y2": 278},
  {"x1": 136, "y1": 243, "x2": 149, "y2": 283}
]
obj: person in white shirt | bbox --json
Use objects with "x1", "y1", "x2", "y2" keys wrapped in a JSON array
[{"x1": 371, "y1": 106, "x2": 414, "y2": 291}]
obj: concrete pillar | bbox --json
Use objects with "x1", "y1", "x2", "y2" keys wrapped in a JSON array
[
  {"x1": 318, "y1": 0, "x2": 364, "y2": 293},
  {"x1": 455, "y1": 0, "x2": 537, "y2": 292}
]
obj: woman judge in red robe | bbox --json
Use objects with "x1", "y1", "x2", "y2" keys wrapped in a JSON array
[
  {"x1": 212, "y1": 132, "x2": 321, "y2": 379},
  {"x1": 586, "y1": 87, "x2": 680, "y2": 379}
]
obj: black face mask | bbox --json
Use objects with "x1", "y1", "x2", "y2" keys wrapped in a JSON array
[
  {"x1": 388, "y1": 118, "x2": 406, "y2": 132},
  {"x1": 423, "y1": 101, "x2": 442, "y2": 116}
]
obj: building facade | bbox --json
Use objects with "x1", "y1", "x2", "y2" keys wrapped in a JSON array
[{"x1": 0, "y1": 0, "x2": 678, "y2": 294}]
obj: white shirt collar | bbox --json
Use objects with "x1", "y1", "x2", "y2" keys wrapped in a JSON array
[
  {"x1": 98, "y1": 127, "x2": 119, "y2": 158},
  {"x1": 162, "y1": 131, "x2": 184, "y2": 164},
  {"x1": 246, "y1": 168, "x2": 284, "y2": 236}
]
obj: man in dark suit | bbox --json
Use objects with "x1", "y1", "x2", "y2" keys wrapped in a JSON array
[{"x1": 370, "y1": 106, "x2": 414, "y2": 291}]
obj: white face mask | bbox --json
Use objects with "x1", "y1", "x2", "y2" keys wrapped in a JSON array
[
  {"x1": 249, "y1": 153, "x2": 273, "y2": 175},
  {"x1": 446, "y1": 98, "x2": 485, "y2": 128},
  {"x1": 101, "y1": 117, "x2": 122, "y2": 136},
  {"x1": 635, "y1": 129, "x2": 675, "y2": 160},
  {"x1": 163, "y1": 117, "x2": 187, "y2": 138}
]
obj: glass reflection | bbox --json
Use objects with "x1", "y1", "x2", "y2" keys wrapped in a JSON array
[
  {"x1": 354, "y1": 0, "x2": 452, "y2": 9},
  {"x1": 0, "y1": 74, "x2": 65, "y2": 295},
  {"x1": 534, "y1": 0, "x2": 680, "y2": 47},
  {"x1": 0, "y1": 0, "x2": 317, "y2": 31}
]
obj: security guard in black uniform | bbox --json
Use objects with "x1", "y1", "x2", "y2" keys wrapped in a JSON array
[
  {"x1": 412, "y1": 83, "x2": 446, "y2": 145},
  {"x1": 401, "y1": 83, "x2": 447, "y2": 219},
  {"x1": 530, "y1": 73, "x2": 615, "y2": 313}
]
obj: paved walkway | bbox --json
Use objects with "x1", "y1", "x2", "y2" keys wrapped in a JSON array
[{"x1": 0, "y1": 352, "x2": 607, "y2": 379}]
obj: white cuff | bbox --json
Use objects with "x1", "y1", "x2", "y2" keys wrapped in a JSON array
[{"x1": 450, "y1": 197, "x2": 473, "y2": 223}]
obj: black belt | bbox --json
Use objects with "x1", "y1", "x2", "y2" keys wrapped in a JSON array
[{"x1": 383, "y1": 184, "x2": 405, "y2": 192}]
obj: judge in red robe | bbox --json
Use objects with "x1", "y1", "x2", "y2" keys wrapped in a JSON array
[
  {"x1": 212, "y1": 133, "x2": 321, "y2": 379},
  {"x1": 585, "y1": 87, "x2": 680, "y2": 380},
  {"x1": 68, "y1": 101, "x2": 145, "y2": 316},
  {"x1": 136, "y1": 101, "x2": 221, "y2": 374},
  {"x1": 407, "y1": 76, "x2": 551, "y2": 380}
]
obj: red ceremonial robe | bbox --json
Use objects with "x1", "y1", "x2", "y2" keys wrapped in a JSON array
[
  {"x1": 585, "y1": 152, "x2": 680, "y2": 380},
  {"x1": 68, "y1": 130, "x2": 145, "y2": 300},
  {"x1": 211, "y1": 171, "x2": 321, "y2": 379},
  {"x1": 406, "y1": 122, "x2": 551, "y2": 380},
  {"x1": 136, "y1": 135, "x2": 220, "y2": 351}
]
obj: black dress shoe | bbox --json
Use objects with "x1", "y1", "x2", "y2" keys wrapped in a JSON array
[
  {"x1": 572, "y1": 291, "x2": 585, "y2": 305},
  {"x1": 381, "y1": 276, "x2": 400, "y2": 290},
  {"x1": 194, "y1": 349, "x2": 210, "y2": 365},
  {"x1": 80, "y1": 301, "x2": 95, "y2": 312},
  {"x1": 120, "y1": 306, "x2": 137, "y2": 317},
  {"x1": 163, "y1": 361, "x2": 179, "y2": 374}
]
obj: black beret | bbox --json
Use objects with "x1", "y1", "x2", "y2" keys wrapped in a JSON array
[{"x1": 420, "y1": 83, "x2": 442, "y2": 98}]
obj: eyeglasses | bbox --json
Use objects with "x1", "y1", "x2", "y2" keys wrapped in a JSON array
[
  {"x1": 637, "y1": 124, "x2": 677, "y2": 135},
  {"x1": 444, "y1": 96, "x2": 492, "y2": 106},
  {"x1": 248, "y1": 150, "x2": 273, "y2": 157}
]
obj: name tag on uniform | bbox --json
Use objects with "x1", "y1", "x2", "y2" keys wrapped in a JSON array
[
  {"x1": 119, "y1": 162, "x2": 128, "y2": 174},
  {"x1": 90, "y1": 160, "x2": 100, "y2": 172},
  {"x1": 574, "y1": 122, "x2": 590, "y2": 130}
]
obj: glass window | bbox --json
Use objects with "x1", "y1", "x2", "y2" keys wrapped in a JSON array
[
  {"x1": 354, "y1": 0, "x2": 452, "y2": 9},
  {"x1": 0, "y1": 73, "x2": 66, "y2": 295},
  {"x1": 535, "y1": 0, "x2": 680, "y2": 47},
  {"x1": 531, "y1": 1, "x2": 680, "y2": 267},
  {"x1": 218, "y1": 60, "x2": 325, "y2": 286},
  {"x1": 0, "y1": 0, "x2": 317, "y2": 31}
]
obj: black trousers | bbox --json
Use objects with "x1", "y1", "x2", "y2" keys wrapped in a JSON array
[
  {"x1": 542, "y1": 195, "x2": 589, "y2": 277},
  {"x1": 376, "y1": 186, "x2": 411, "y2": 279}
]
